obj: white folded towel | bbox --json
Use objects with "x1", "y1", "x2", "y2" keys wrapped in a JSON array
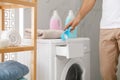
[
  {"x1": 1, "y1": 29, "x2": 21, "y2": 46},
  {"x1": 25, "y1": 28, "x2": 64, "y2": 39},
  {"x1": 0, "y1": 39, "x2": 9, "y2": 48}
]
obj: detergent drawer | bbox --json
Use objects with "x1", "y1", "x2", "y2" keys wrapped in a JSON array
[{"x1": 56, "y1": 41, "x2": 90, "y2": 58}]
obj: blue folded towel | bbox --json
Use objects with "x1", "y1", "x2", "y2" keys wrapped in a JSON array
[{"x1": 0, "y1": 60, "x2": 29, "y2": 80}]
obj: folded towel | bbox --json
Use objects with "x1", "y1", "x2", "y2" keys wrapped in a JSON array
[
  {"x1": 0, "y1": 60, "x2": 29, "y2": 80},
  {"x1": 0, "y1": 29, "x2": 21, "y2": 46},
  {"x1": 18, "y1": 77, "x2": 27, "y2": 80},
  {"x1": 0, "y1": 39, "x2": 9, "y2": 48},
  {"x1": 25, "y1": 28, "x2": 64, "y2": 39}
]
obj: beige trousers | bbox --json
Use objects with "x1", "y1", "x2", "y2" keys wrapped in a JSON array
[{"x1": 100, "y1": 29, "x2": 120, "y2": 80}]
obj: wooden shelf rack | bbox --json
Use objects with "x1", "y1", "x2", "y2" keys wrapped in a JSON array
[
  {"x1": 0, "y1": 46, "x2": 34, "y2": 53},
  {"x1": 0, "y1": 0, "x2": 37, "y2": 80},
  {"x1": 0, "y1": 0, "x2": 37, "y2": 9}
]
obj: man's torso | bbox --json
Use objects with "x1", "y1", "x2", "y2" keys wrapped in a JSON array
[{"x1": 100, "y1": 0, "x2": 120, "y2": 29}]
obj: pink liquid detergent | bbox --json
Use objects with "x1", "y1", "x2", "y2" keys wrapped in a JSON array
[
  {"x1": 50, "y1": 19, "x2": 61, "y2": 30},
  {"x1": 50, "y1": 10, "x2": 62, "y2": 30}
]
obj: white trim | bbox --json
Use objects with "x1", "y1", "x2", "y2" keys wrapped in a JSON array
[{"x1": 19, "y1": 8, "x2": 24, "y2": 38}]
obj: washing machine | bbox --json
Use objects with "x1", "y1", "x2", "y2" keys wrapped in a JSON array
[{"x1": 36, "y1": 38, "x2": 90, "y2": 80}]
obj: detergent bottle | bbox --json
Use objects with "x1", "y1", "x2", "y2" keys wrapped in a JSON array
[
  {"x1": 50, "y1": 10, "x2": 62, "y2": 30},
  {"x1": 65, "y1": 10, "x2": 77, "y2": 38}
]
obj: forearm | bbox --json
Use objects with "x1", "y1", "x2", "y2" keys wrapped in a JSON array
[
  {"x1": 77, "y1": 0, "x2": 96, "y2": 21},
  {"x1": 64, "y1": 0, "x2": 96, "y2": 30}
]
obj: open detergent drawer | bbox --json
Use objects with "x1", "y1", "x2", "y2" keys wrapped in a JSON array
[{"x1": 56, "y1": 39, "x2": 90, "y2": 58}]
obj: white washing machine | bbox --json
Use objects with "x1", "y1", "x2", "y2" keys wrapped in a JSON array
[{"x1": 36, "y1": 38, "x2": 90, "y2": 80}]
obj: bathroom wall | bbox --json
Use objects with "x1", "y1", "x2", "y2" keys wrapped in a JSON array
[
  {"x1": 78, "y1": 0, "x2": 102, "y2": 80},
  {"x1": 23, "y1": 0, "x2": 102, "y2": 80}
]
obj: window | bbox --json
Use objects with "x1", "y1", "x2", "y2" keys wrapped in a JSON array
[
  {"x1": 4, "y1": 9, "x2": 16, "y2": 61},
  {"x1": 4, "y1": 9, "x2": 15, "y2": 30}
]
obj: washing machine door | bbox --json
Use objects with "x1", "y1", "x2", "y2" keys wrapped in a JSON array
[{"x1": 61, "y1": 59, "x2": 84, "y2": 80}]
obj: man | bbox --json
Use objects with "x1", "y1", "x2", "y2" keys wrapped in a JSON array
[{"x1": 65, "y1": 0, "x2": 120, "y2": 80}]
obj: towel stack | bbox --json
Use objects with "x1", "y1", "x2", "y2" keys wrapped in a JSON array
[
  {"x1": 25, "y1": 28, "x2": 63, "y2": 39},
  {"x1": 0, "y1": 60, "x2": 29, "y2": 80},
  {"x1": 1, "y1": 29, "x2": 21, "y2": 46},
  {"x1": 0, "y1": 29, "x2": 21, "y2": 48}
]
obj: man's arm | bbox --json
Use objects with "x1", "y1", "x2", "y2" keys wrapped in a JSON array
[{"x1": 65, "y1": 0, "x2": 96, "y2": 31}]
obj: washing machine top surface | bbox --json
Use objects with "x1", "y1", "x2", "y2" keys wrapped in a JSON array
[{"x1": 36, "y1": 37, "x2": 90, "y2": 44}]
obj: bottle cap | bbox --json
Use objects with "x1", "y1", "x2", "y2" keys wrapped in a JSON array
[
  {"x1": 53, "y1": 10, "x2": 58, "y2": 16},
  {"x1": 68, "y1": 10, "x2": 74, "y2": 17}
]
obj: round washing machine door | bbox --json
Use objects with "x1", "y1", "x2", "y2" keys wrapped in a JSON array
[{"x1": 61, "y1": 59, "x2": 84, "y2": 80}]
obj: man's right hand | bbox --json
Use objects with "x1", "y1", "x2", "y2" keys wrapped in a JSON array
[{"x1": 64, "y1": 15, "x2": 81, "y2": 31}]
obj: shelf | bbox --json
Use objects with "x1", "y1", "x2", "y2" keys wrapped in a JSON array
[
  {"x1": 0, "y1": 45, "x2": 34, "y2": 53},
  {"x1": 0, "y1": 0, "x2": 37, "y2": 79},
  {"x1": 0, "y1": 0, "x2": 36, "y2": 9}
]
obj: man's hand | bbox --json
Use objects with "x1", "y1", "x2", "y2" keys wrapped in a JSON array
[
  {"x1": 64, "y1": 0, "x2": 96, "y2": 31},
  {"x1": 64, "y1": 16, "x2": 81, "y2": 31}
]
